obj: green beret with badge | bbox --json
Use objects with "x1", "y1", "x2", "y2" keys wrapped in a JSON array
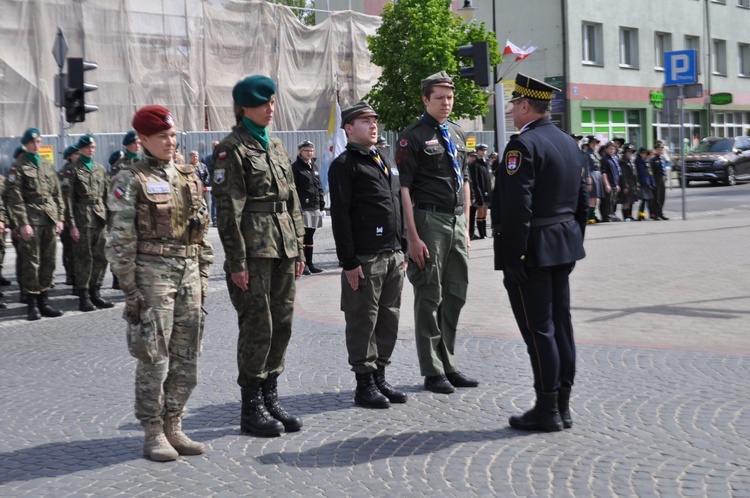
[
  {"x1": 76, "y1": 134, "x2": 95, "y2": 148},
  {"x1": 20, "y1": 128, "x2": 40, "y2": 144},
  {"x1": 63, "y1": 145, "x2": 79, "y2": 160},
  {"x1": 232, "y1": 75, "x2": 276, "y2": 108}
]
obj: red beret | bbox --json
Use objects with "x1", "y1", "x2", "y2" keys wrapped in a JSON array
[{"x1": 132, "y1": 105, "x2": 175, "y2": 136}]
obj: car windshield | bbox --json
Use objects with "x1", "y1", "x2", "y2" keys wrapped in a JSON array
[{"x1": 693, "y1": 139, "x2": 734, "y2": 153}]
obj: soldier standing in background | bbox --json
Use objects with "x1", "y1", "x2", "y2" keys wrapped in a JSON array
[
  {"x1": 470, "y1": 143, "x2": 492, "y2": 239},
  {"x1": 0, "y1": 172, "x2": 7, "y2": 307},
  {"x1": 5, "y1": 128, "x2": 65, "y2": 321},
  {"x1": 292, "y1": 140, "x2": 325, "y2": 275},
  {"x1": 212, "y1": 75, "x2": 305, "y2": 438},
  {"x1": 111, "y1": 130, "x2": 141, "y2": 178},
  {"x1": 59, "y1": 144, "x2": 80, "y2": 289},
  {"x1": 106, "y1": 105, "x2": 213, "y2": 462},
  {"x1": 63, "y1": 134, "x2": 113, "y2": 312}
]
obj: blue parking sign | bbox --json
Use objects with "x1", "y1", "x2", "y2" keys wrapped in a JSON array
[{"x1": 664, "y1": 50, "x2": 697, "y2": 86}]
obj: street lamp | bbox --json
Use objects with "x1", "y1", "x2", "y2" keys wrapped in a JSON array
[{"x1": 458, "y1": 0, "x2": 476, "y2": 22}]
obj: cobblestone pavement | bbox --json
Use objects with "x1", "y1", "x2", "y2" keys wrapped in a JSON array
[{"x1": 1, "y1": 197, "x2": 749, "y2": 497}]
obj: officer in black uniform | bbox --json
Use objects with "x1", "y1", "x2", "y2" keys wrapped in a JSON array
[
  {"x1": 469, "y1": 143, "x2": 492, "y2": 239},
  {"x1": 492, "y1": 73, "x2": 588, "y2": 432},
  {"x1": 292, "y1": 140, "x2": 325, "y2": 274}
]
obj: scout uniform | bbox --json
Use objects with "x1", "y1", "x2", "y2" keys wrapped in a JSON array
[
  {"x1": 491, "y1": 73, "x2": 588, "y2": 432},
  {"x1": 212, "y1": 75, "x2": 305, "y2": 438},
  {"x1": 291, "y1": 140, "x2": 325, "y2": 274},
  {"x1": 5, "y1": 128, "x2": 65, "y2": 321}
]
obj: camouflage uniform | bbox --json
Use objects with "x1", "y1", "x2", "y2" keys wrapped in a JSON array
[
  {"x1": 5, "y1": 153, "x2": 64, "y2": 295},
  {"x1": 212, "y1": 123, "x2": 305, "y2": 388},
  {"x1": 63, "y1": 156, "x2": 110, "y2": 290},
  {"x1": 57, "y1": 162, "x2": 75, "y2": 285},
  {"x1": 0, "y1": 174, "x2": 7, "y2": 282},
  {"x1": 106, "y1": 154, "x2": 213, "y2": 422},
  {"x1": 111, "y1": 151, "x2": 139, "y2": 178}
]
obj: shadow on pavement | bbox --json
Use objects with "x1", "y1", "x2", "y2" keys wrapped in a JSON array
[{"x1": 576, "y1": 294, "x2": 750, "y2": 322}]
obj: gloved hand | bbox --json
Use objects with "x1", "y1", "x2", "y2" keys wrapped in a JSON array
[
  {"x1": 123, "y1": 295, "x2": 145, "y2": 325},
  {"x1": 319, "y1": 209, "x2": 326, "y2": 218},
  {"x1": 504, "y1": 266, "x2": 528, "y2": 286}
]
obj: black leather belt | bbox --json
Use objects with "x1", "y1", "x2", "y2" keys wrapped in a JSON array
[
  {"x1": 243, "y1": 201, "x2": 287, "y2": 213},
  {"x1": 76, "y1": 199, "x2": 100, "y2": 205},
  {"x1": 530, "y1": 214, "x2": 574, "y2": 227},
  {"x1": 414, "y1": 202, "x2": 463, "y2": 216}
]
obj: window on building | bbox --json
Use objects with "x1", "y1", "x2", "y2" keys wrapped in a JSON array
[
  {"x1": 619, "y1": 27, "x2": 639, "y2": 68},
  {"x1": 711, "y1": 111, "x2": 750, "y2": 137},
  {"x1": 739, "y1": 43, "x2": 750, "y2": 76},
  {"x1": 654, "y1": 32, "x2": 672, "y2": 70},
  {"x1": 580, "y1": 108, "x2": 642, "y2": 146},
  {"x1": 685, "y1": 35, "x2": 701, "y2": 72},
  {"x1": 582, "y1": 22, "x2": 603, "y2": 65},
  {"x1": 739, "y1": 0, "x2": 750, "y2": 8},
  {"x1": 713, "y1": 39, "x2": 727, "y2": 75},
  {"x1": 653, "y1": 109, "x2": 702, "y2": 153},
  {"x1": 711, "y1": 0, "x2": 726, "y2": 4}
]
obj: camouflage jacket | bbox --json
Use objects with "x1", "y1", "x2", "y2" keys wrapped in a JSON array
[
  {"x1": 111, "y1": 153, "x2": 139, "y2": 178},
  {"x1": 5, "y1": 154, "x2": 64, "y2": 227},
  {"x1": 62, "y1": 158, "x2": 108, "y2": 229},
  {"x1": 106, "y1": 154, "x2": 214, "y2": 301},
  {"x1": 0, "y1": 174, "x2": 7, "y2": 225},
  {"x1": 212, "y1": 124, "x2": 304, "y2": 273}
]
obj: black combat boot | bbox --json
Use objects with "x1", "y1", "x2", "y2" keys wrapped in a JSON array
[
  {"x1": 78, "y1": 289, "x2": 96, "y2": 312},
  {"x1": 261, "y1": 376, "x2": 302, "y2": 432},
  {"x1": 38, "y1": 291, "x2": 63, "y2": 318},
  {"x1": 373, "y1": 365, "x2": 407, "y2": 403},
  {"x1": 0, "y1": 272, "x2": 10, "y2": 286},
  {"x1": 509, "y1": 390, "x2": 564, "y2": 432},
  {"x1": 303, "y1": 246, "x2": 323, "y2": 274},
  {"x1": 477, "y1": 219, "x2": 487, "y2": 239},
  {"x1": 558, "y1": 387, "x2": 573, "y2": 429},
  {"x1": 240, "y1": 385, "x2": 284, "y2": 437},
  {"x1": 354, "y1": 372, "x2": 390, "y2": 409},
  {"x1": 89, "y1": 286, "x2": 114, "y2": 309},
  {"x1": 27, "y1": 297, "x2": 42, "y2": 321}
]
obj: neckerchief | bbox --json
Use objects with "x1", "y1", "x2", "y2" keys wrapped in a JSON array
[
  {"x1": 369, "y1": 148, "x2": 389, "y2": 178},
  {"x1": 24, "y1": 152, "x2": 40, "y2": 167},
  {"x1": 80, "y1": 155, "x2": 94, "y2": 171},
  {"x1": 422, "y1": 115, "x2": 461, "y2": 192},
  {"x1": 242, "y1": 116, "x2": 269, "y2": 151}
]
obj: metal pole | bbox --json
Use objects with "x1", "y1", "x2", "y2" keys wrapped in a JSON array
[
  {"x1": 495, "y1": 82, "x2": 506, "y2": 153},
  {"x1": 679, "y1": 86, "x2": 686, "y2": 220}
]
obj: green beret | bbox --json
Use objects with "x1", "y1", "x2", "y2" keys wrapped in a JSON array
[
  {"x1": 109, "y1": 150, "x2": 125, "y2": 166},
  {"x1": 421, "y1": 71, "x2": 455, "y2": 94},
  {"x1": 13, "y1": 146, "x2": 24, "y2": 159},
  {"x1": 20, "y1": 128, "x2": 40, "y2": 144},
  {"x1": 122, "y1": 130, "x2": 137, "y2": 145},
  {"x1": 341, "y1": 101, "x2": 379, "y2": 128},
  {"x1": 233, "y1": 75, "x2": 276, "y2": 108},
  {"x1": 76, "y1": 134, "x2": 95, "y2": 148},
  {"x1": 63, "y1": 145, "x2": 79, "y2": 159}
]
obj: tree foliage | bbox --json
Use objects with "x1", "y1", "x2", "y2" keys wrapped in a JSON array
[{"x1": 366, "y1": 0, "x2": 502, "y2": 132}]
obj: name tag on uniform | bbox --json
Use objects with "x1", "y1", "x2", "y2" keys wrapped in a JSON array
[
  {"x1": 391, "y1": 167, "x2": 399, "y2": 176},
  {"x1": 425, "y1": 139, "x2": 439, "y2": 146},
  {"x1": 146, "y1": 182, "x2": 171, "y2": 194}
]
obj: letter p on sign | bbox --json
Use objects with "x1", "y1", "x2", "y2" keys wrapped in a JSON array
[{"x1": 665, "y1": 50, "x2": 697, "y2": 86}]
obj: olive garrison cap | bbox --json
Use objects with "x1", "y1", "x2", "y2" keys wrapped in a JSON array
[
  {"x1": 63, "y1": 144, "x2": 79, "y2": 159},
  {"x1": 122, "y1": 130, "x2": 138, "y2": 146},
  {"x1": 376, "y1": 135, "x2": 389, "y2": 147},
  {"x1": 509, "y1": 73, "x2": 560, "y2": 102},
  {"x1": 76, "y1": 134, "x2": 95, "y2": 148},
  {"x1": 132, "y1": 105, "x2": 175, "y2": 136},
  {"x1": 20, "y1": 128, "x2": 40, "y2": 144},
  {"x1": 421, "y1": 71, "x2": 455, "y2": 94},
  {"x1": 233, "y1": 75, "x2": 276, "y2": 108},
  {"x1": 109, "y1": 150, "x2": 125, "y2": 166},
  {"x1": 340, "y1": 101, "x2": 379, "y2": 128}
]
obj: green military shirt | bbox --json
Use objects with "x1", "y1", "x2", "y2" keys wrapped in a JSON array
[
  {"x1": 212, "y1": 123, "x2": 305, "y2": 273},
  {"x1": 395, "y1": 114, "x2": 470, "y2": 208},
  {"x1": 62, "y1": 158, "x2": 108, "y2": 229},
  {"x1": 5, "y1": 154, "x2": 64, "y2": 228}
]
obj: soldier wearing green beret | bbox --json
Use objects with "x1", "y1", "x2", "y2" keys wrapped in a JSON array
[
  {"x1": 395, "y1": 71, "x2": 479, "y2": 394},
  {"x1": 0, "y1": 169, "x2": 9, "y2": 307},
  {"x1": 64, "y1": 134, "x2": 113, "y2": 311},
  {"x1": 111, "y1": 130, "x2": 141, "y2": 178},
  {"x1": 58, "y1": 144, "x2": 80, "y2": 288},
  {"x1": 5, "y1": 128, "x2": 65, "y2": 320},
  {"x1": 212, "y1": 75, "x2": 306, "y2": 438}
]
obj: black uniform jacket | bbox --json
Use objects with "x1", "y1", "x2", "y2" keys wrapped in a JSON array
[
  {"x1": 328, "y1": 142, "x2": 407, "y2": 271},
  {"x1": 292, "y1": 157, "x2": 325, "y2": 211},
  {"x1": 470, "y1": 157, "x2": 492, "y2": 205},
  {"x1": 491, "y1": 118, "x2": 588, "y2": 271}
]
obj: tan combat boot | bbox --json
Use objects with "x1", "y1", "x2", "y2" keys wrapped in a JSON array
[
  {"x1": 141, "y1": 419, "x2": 179, "y2": 461},
  {"x1": 163, "y1": 416, "x2": 205, "y2": 455}
]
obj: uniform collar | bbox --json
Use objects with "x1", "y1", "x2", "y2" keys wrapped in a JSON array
[{"x1": 142, "y1": 150, "x2": 172, "y2": 169}]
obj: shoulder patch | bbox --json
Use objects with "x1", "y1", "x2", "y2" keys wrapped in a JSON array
[
  {"x1": 399, "y1": 139, "x2": 408, "y2": 148},
  {"x1": 7, "y1": 173, "x2": 16, "y2": 184},
  {"x1": 505, "y1": 150, "x2": 522, "y2": 176},
  {"x1": 218, "y1": 151, "x2": 227, "y2": 160},
  {"x1": 213, "y1": 169, "x2": 225, "y2": 184}
]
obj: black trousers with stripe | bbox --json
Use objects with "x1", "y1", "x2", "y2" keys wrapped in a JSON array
[{"x1": 503, "y1": 263, "x2": 576, "y2": 393}]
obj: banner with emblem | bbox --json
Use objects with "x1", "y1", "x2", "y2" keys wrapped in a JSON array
[{"x1": 319, "y1": 98, "x2": 347, "y2": 194}]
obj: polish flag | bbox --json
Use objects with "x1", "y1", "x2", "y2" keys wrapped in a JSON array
[{"x1": 503, "y1": 40, "x2": 537, "y2": 61}]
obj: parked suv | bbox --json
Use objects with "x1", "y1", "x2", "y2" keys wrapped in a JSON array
[{"x1": 679, "y1": 136, "x2": 750, "y2": 186}]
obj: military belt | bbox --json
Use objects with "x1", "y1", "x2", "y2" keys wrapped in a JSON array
[
  {"x1": 414, "y1": 202, "x2": 464, "y2": 216},
  {"x1": 24, "y1": 198, "x2": 46, "y2": 205},
  {"x1": 137, "y1": 241, "x2": 202, "y2": 259},
  {"x1": 76, "y1": 199, "x2": 101, "y2": 205},
  {"x1": 243, "y1": 201, "x2": 287, "y2": 213}
]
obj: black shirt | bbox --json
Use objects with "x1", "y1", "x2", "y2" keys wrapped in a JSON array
[{"x1": 292, "y1": 157, "x2": 325, "y2": 211}]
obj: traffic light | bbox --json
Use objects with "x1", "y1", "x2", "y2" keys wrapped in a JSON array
[
  {"x1": 458, "y1": 41, "x2": 491, "y2": 87},
  {"x1": 64, "y1": 57, "x2": 98, "y2": 123}
]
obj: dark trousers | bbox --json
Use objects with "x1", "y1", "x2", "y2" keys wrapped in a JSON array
[
  {"x1": 469, "y1": 206, "x2": 477, "y2": 235},
  {"x1": 655, "y1": 178, "x2": 666, "y2": 216},
  {"x1": 503, "y1": 264, "x2": 576, "y2": 393},
  {"x1": 341, "y1": 252, "x2": 404, "y2": 373}
]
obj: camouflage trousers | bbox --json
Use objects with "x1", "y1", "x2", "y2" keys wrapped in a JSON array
[
  {"x1": 72, "y1": 224, "x2": 108, "y2": 289},
  {"x1": 17, "y1": 223, "x2": 57, "y2": 294},
  {"x1": 60, "y1": 227, "x2": 73, "y2": 280},
  {"x1": 0, "y1": 228, "x2": 5, "y2": 270},
  {"x1": 130, "y1": 255, "x2": 204, "y2": 422},
  {"x1": 227, "y1": 257, "x2": 296, "y2": 388}
]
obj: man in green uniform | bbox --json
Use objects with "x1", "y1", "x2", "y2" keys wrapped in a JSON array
[
  {"x1": 111, "y1": 130, "x2": 141, "y2": 177},
  {"x1": 107, "y1": 105, "x2": 213, "y2": 461},
  {"x1": 63, "y1": 134, "x2": 113, "y2": 311},
  {"x1": 212, "y1": 75, "x2": 306, "y2": 437},
  {"x1": 5, "y1": 128, "x2": 65, "y2": 321},
  {"x1": 395, "y1": 71, "x2": 479, "y2": 394},
  {"x1": 58, "y1": 144, "x2": 80, "y2": 289}
]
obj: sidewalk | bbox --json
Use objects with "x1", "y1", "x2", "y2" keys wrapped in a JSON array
[{"x1": 1, "y1": 207, "x2": 749, "y2": 496}]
